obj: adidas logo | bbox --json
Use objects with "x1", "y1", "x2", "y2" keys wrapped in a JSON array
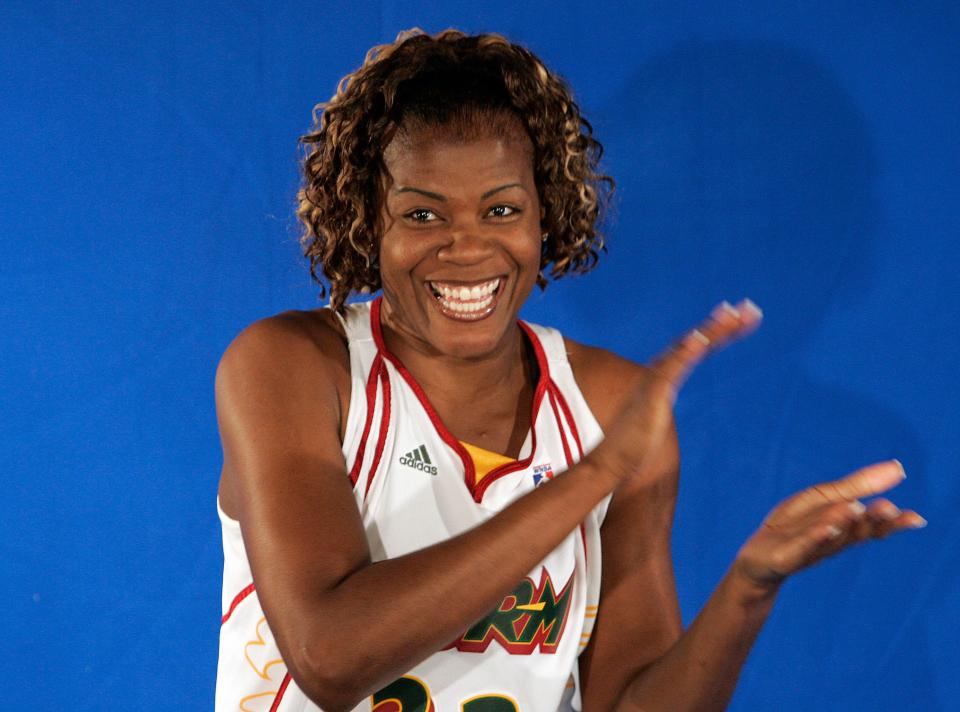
[{"x1": 399, "y1": 444, "x2": 438, "y2": 475}]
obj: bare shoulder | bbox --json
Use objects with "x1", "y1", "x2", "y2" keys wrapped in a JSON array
[
  {"x1": 563, "y1": 336, "x2": 652, "y2": 433},
  {"x1": 215, "y1": 308, "x2": 351, "y2": 517},
  {"x1": 216, "y1": 309, "x2": 351, "y2": 418},
  {"x1": 218, "y1": 308, "x2": 348, "y2": 380},
  {"x1": 564, "y1": 336, "x2": 680, "y2": 490}
]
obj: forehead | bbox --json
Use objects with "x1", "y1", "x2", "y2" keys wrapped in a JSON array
[{"x1": 383, "y1": 126, "x2": 535, "y2": 192}]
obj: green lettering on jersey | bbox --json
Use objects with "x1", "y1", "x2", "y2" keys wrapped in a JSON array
[
  {"x1": 371, "y1": 675, "x2": 434, "y2": 712},
  {"x1": 461, "y1": 694, "x2": 519, "y2": 711},
  {"x1": 455, "y1": 568, "x2": 574, "y2": 653}
]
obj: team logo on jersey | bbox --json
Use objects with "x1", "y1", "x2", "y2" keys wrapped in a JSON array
[
  {"x1": 399, "y1": 444, "x2": 438, "y2": 475},
  {"x1": 447, "y1": 567, "x2": 574, "y2": 655},
  {"x1": 532, "y1": 463, "x2": 554, "y2": 487}
]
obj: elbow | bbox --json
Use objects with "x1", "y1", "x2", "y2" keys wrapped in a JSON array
[{"x1": 286, "y1": 638, "x2": 371, "y2": 712}]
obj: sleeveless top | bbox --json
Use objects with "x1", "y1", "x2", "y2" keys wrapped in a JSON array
[{"x1": 216, "y1": 298, "x2": 611, "y2": 712}]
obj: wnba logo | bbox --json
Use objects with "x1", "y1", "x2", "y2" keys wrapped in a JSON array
[{"x1": 399, "y1": 444, "x2": 438, "y2": 475}]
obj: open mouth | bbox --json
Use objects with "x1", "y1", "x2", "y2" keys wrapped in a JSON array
[{"x1": 426, "y1": 277, "x2": 503, "y2": 321}]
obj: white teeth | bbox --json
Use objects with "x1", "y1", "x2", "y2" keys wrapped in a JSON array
[
  {"x1": 431, "y1": 289, "x2": 495, "y2": 316},
  {"x1": 429, "y1": 278, "x2": 501, "y2": 302}
]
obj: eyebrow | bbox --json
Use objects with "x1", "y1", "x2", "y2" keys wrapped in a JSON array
[
  {"x1": 392, "y1": 183, "x2": 524, "y2": 202},
  {"x1": 482, "y1": 183, "x2": 523, "y2": 199}
]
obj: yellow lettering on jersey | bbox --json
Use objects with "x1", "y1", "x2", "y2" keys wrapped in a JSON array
[
  {"x1": 452, "y1": 568, "x2": 574, "y2": 654},
  {"x1": 515, "y1": 602, "x2": 545, "y2": 611}
]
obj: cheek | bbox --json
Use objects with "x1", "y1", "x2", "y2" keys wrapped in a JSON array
[
  {"x1": 520, "y1": 243, "x2": 542, "y2": 273},
  {"x1": 377, "y1": 233, "x2": 430, "y2": 293},
  {"x1": 516, "y1": 222, "x2": 544, "y2": 271},
  {"x1": 378, "y1": 231, "x2": 413, "y2": 269}
]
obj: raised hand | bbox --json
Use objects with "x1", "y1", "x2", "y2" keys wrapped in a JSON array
[
  {"x1": 734, "y1": 460, "x2": 926, "y2": 588},
  {"x1": 587, "y1": 299, "x2": 763, "y2": 484}
]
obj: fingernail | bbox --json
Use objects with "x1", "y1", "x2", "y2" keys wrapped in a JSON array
[
  {"x1": 849, "y1": 501, "x2": 866, "y2": 515},
  {"x1": 826, "y1": 524, "x2": 843, "y2": 539},
  {"x1": 891, "y1": 459, "x2": 906, "y2": 479},
  {"x1": 720, "y1": 301, "x2": 741, "y2": 317},
  {"x1": 910, "y1": 516, "x2": 928, "y2": 529},
  {"x1": 690, "y1": 329, "x2": 711, "y2": 345},
  {"x1": 742, "y1": 298, "x2": 764, "y2": 318}
]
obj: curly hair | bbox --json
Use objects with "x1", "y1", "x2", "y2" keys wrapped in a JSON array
[{"x1": 296, "y1": 28, "x2": 614, "y2": 312}]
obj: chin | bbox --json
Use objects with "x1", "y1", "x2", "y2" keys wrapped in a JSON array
[{"x1": 430, "y1": 321, "x2": 514, "y2": 361}]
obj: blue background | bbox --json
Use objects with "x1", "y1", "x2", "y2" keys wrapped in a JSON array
[{"x1": 2, "y1": 1, "x2": 958, "y2": 709}]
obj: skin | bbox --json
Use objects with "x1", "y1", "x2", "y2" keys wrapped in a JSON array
[
  {"x1": 375, "y1": 123, "x2": 544, "y2": 456},
  {"x1": 216, "y1": 123, "x2": 925, "y2": 711}
]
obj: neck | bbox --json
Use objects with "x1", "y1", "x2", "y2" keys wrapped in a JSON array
[
  {"x1": 381, "y1": 316, "x2": 529, "y2": 405},
  {"x1": 376, "y1": 298, "x2": 537, "y2": 457}
]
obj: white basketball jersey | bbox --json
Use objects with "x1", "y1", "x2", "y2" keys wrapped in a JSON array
[{"x1": 216, "y1": 298, "x2": 611, "y2": 712}]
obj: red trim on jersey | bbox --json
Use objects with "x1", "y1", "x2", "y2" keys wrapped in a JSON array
[
  {"x1": 546, "y1": 380, "x2": 590, "y2": 566},
  {"x1": 450, "y1": 567, "x2": 575, "y2": 654},
  {"x1": 369, "y1": 297, "x2": 551, "y2": 503},
  {"x1": 467, "y1": 321, "x2": 550, "y2": 502},
  {"x1": 364, "y1": 360, "x2": 392, "y2": 499},
  {"x1": 547, "y1": 385, "x2": 574, "y2": 468},
  {"x1": 580, "y1": 523, "x2": 588, "y2": 566},
  {"x1": 549, "y1": 384, "x2": 589, "y2": 565},
  {"x1": 269, "y1": 673, "x2": 292, "y2": 711},
  {"x1": 349, "y1": 353, "x2": 383, "y2": 488},
  {"x1": 221, "y1": 583, "x2": 255, "y2": 625},
  {"x1": 473, "y1": 324, "x2": 569, "y2": 500},
  {"x1": 465, "y1": 323, "x2": 552, "y2": 501},
  {"x1": 551, "y1": 384, "x2": 584, "y2": 459}
]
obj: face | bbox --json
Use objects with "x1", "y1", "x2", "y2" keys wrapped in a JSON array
[{"x1": 378, "y1": 124, "x2": 543, "y2": 361}]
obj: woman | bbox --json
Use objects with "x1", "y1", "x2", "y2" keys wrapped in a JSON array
[{"x1": 214, "y1": 29, "x2": 923, "y2": 711}]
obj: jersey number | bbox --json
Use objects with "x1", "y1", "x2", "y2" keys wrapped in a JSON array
[{"x1": 372, "y1": 676, "x2": 518, "y2": 711}]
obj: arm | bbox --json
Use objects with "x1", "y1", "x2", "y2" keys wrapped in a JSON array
[
  {"x1": 569, "y1": 344, "x2": 684, "y2": 709},
  {"x1": 576, "y1": 385, "x2": 768, "y2": 710},
  {"x1": 217, "y1": 312, "x2": 622, "y2": 710},
  {"x1": 216, "y1": 305, "x2": 757, "y2": 710},
  {"x1": 579, "y1": 423, "x2": 684, "y2": 708},
  {"x1": 609, "y1": 566, "x2": 777, "y2": 711},
  {"x1": 612, "y1": 458, "x2": 923, "y2": 712},
  {"x1": 571, "y1": 308, "x2": 924, "y2": 711}
]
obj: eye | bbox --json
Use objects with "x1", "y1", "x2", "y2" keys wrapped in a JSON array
[
  {"x1": 404, "y1": 208, "x2": 439, "y2": 223},
  {"x1": 487, "y1": 204, "x2": 520, "y2": 218}
]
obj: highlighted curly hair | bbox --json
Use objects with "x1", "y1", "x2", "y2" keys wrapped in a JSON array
[{"x1": 296, "y1": 28, "x2": 614, "y2": 312}]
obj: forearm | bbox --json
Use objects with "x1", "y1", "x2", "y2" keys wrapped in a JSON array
[
  {"x1": 614, "y1": 565, "x2": 779, "y2": 712},
  {"x1": 294, "y1": 456, "x2": 617, "y2": 708}
]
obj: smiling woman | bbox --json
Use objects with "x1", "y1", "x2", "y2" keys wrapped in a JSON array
[
  {"x1": 378, "y1": 130, "x2": 543, "y2": 359},
  {"x1": 295, "y1": 30, "x2": 611, "y2": 315},
  {"x1": 213, "y1": 28, "x2": 924, "y2": 712}
]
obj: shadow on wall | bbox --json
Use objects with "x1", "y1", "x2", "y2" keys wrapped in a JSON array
[
  {"x1": 567, "y1": 39, "x2": 930, "y2": 709},
  {"x1": 581, "y1": 38, "x2": 873, "y2": 347}
]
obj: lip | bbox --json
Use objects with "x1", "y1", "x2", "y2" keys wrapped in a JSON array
[{"x1": 423, "y1": 276, "x2": 506, "y2": 322}]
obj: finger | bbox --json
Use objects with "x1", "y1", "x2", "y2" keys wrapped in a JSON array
[
  {"x1": 649, "y1": 327, "x2": 712, "y2": 387},
  {"x1": 734, "y1": 298, "x2": 764, "y2": 334},
  {"x1": 701, "y1": 299, "x2": 763, "y2": 347},
  {"x1": 818, "y1": 500, "x2": 867, "y2": 544},
  {"x1": 771, "y1": 499, "x2": 867, "y2": 574},
  {"x1": 856, "y1": 499, "x2": 902, "y2": 540},
  {"x1": 855, "y1": 504, "x2": 926, "y2": 540},
  {"x1": 650, "y1": 299, "x2": 763, "y2": 386},
  {"x1": 692, "y1": 299, "x2": 763, "y2": 355},
  {"x1": 782, "y1": 460, "x2": 906, "y2": 518},
  {"x1": 898, "y1": 511, "x2": 928, "y2": 530}
]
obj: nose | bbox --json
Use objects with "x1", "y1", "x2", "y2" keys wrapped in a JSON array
[{"x1": 436, "y1": 224, "x2": 494, "y2": 265}]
